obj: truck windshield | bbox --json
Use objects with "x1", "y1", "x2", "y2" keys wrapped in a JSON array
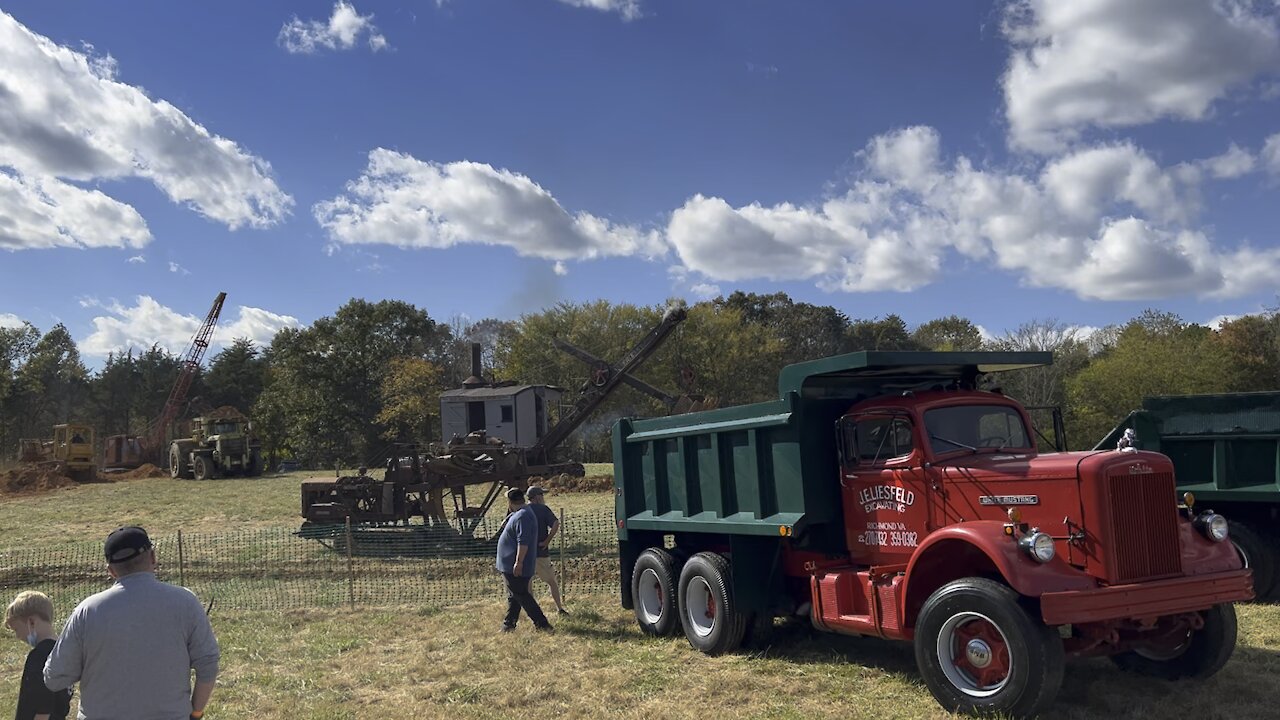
[
  {"x1": 212, "y1": 422, "x2": 240, "y2": 434},
  {"x1": 924, "y1": 405, "x2": 1030, "y2": 455}
]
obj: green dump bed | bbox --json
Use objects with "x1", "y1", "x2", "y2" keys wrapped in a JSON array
[
  {"x1": 1096, "y1": 392, "x2": 1280, "y2": 502},
  {"x1": 613, "y1": 351, "x2": 1052, "y2": 542}
]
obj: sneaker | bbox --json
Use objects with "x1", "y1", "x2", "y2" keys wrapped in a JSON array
[
  {"x1": 557, "y1": 608, "x2": 570, "y2": 616},
  {"x1": 534, "y1": 624, "x2": 555, "y2": 633},
  {"x1": 501, "y1": 625, "x2": 516, "y2": 633}
]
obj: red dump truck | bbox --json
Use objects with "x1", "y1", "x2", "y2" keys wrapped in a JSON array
[{"x1": 613, "y1": 352, "x2": 1251, "y2": 717}]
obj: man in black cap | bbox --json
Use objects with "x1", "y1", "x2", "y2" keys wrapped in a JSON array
[
  {"x1": 44, "y1": 526, "x2": 220, "y2": 720},
  {"x1": 495, "y1": 488, "x2": 552, "y2": 632}
]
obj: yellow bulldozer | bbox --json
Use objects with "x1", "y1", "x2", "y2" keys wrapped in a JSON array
[{"x1": 16, "y1": 423, "x2": 98, "y2": 483}]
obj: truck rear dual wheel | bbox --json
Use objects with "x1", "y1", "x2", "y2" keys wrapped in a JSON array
[
  {"x1": 1228, "y1": 522, "x2": 1276, "y2": 601},
  {"x1": 914, "y1": 578, "x2": 1064, "y2": 719},
  {"x1": 677, "y1": 552, "x2": 747, "y2": 655},
  {"x1": 632, "y1": 548, "x2": 681, "y2": 637},
  {"x1": 246, "y1": 449, "x2": 264, "y2": 477},
  {"x1": 1110, "y1": 603, "x2": 1237, "y2": 680}
]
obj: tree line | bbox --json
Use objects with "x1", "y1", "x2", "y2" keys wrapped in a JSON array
[{"x1": 2, "y1": 292, "x2": 1277, "y2": 469}]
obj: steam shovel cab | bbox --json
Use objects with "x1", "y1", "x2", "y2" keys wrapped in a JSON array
[{"x1": 613, "y1": 351, "x2": 1252, "y2": 718}]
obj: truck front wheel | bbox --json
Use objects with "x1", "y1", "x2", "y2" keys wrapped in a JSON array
[
  {"x1": 193, "y1": 455, "x2": 213, "y2": 481},
  {"x1": 677, "y1": 552, "x2": 746, "y2": 655},
  {"x1": 1110, "y1": 604, "x2": 1237, "y2": 680},
  {"x1": 1228, "y1": 522, "x2": 1275, "y2": 600},
  {"x1": 170, "y1": 448, "x2": 189, "y2": 479},
  {"x1": 915, "y1": 578, "x2": 1064, "y2": 719},
  {"x1": 632, "y1": 548, "x2": 680, "y2": 637}
]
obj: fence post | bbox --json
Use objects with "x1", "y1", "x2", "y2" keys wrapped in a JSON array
[
  {"x1": 177, "y1": 529, "x2": 186, "y2": 587},
  {"x1": 559, "y1": 508, "x2": 566, "y2": 599},
  {"x1": 344, "y1": 517, "x2": 356, "y2": 611}
]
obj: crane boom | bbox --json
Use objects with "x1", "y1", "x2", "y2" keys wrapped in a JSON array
[
  {"x1": 149, "y1": 292, "x2": 226, "y2": 461},
  {"x1": 527, "y1": 302, "x2": 687, "y2": 464}
]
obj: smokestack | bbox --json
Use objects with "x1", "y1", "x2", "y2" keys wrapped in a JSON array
[{"x1": 462, "y1": 342, "x2": 485, "y2": 388}]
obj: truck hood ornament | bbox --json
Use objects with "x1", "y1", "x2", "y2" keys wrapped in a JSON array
[{"x1": 1117, "y1": 428, "x2": 1138, "y2": 453}]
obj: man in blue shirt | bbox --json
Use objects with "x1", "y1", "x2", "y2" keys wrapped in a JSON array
[{"x1": 495, "y1": 487, "x2": 552, "y2": 632}]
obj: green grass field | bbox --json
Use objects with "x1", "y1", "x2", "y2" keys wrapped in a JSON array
[
  {"x1": 3, "y1": 465, "x2": 1280, "y2": 718},
  {"x1": 0, "y1": 464, "x2": 616, "y2": 549}
]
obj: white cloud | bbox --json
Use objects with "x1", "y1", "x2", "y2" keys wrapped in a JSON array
[
  {"x1": 126, "y1": 254, "x2": 145, "y2": 264},
  {"x1": 0, "y1": 312, "x2": 24, "y2": 328},
  {"x1": 167, "y1": 261, "x2": 190, "y2": 275},
  {"x1": 316, "y1": 149, "x2": 665, "y2": 262},
  {"x1": 79, "y1": 295, "x2": 301, "y2": 358},
  {"x1": 0, "y1": 10, "x2": 292, "y2": 250},
  {"x1": 668, "y1": 126, "x2": 1278, "y2": 301},
  {"x1": 220, "y1": 306, "x2": 303, "y2": 348},
  {"x1": 1201, "y1": 143, "x2": 1257, "y2": 179},
  {"x1": 1206, "y1": 313, "x2": 1244, "y2": 330},
  {"x1": 278, "y1": 2, "x2": 388, "y2": 54},
  {"x1": 1040, "y1": 144, "x2": 1189, "y2": 223},
  {"x1": 320, "y1": 128, "x2": 1277, "y2": 302},
  {"x1": 863, "y1": 125, "x2": 942, "y2": 192},
  {"x1": 0, "y1": 170, "x2": 150, "y2": 250},
  {"x1": 556, "y1": 0, "x2": 642, "y2": 21},
  {"x1": 1002, "y1": 0, "x2": 1280, "y2": 152},
  {"x1": 553, "y1": 261, "x2": 568, "y2": 276},
  {"x1": 689, "y1": 283, "x2": 721, "y2": 300},
  {"x1": 1264, "y1": 133, "x2": 1280, "y2": 174}
]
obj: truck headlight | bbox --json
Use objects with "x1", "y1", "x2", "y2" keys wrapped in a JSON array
[
  {"x1": 1019, "y1": 530, "x2": 1055, "y2": 563},
  {"x1": 1194, "y1": 512, "x2": 1229, "y2": 542}
]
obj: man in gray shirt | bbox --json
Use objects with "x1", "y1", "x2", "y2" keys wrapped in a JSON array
[{"x1": 45, "y1": 526, "x2": 219, "y2": 720}]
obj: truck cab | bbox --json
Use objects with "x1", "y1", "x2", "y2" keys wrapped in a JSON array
[{"x1": 614, "y1": 351, "x2": 1251, "y2": 718}]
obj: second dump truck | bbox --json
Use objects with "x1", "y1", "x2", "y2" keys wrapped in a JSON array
[
  {"x1": 1097, "y1": 391, "x2": 1280, "y2": 600},
  {"x1": 613, "y1": 352, "x2": 1251, "y2": 718}
]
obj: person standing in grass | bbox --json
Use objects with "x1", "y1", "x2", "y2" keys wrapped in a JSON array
[
  {"x1": 496, "y1": 487, "x2": 553, "y2": 633},
  {"x1": 525, "y1": 486, "x2": 567, "y2": 615},
  {"x1": 5, "y1": 591, "x2": 71, "y2": 720},
  {"x1": 44, "y1": 526, "x2": 220, "y2": 720}
]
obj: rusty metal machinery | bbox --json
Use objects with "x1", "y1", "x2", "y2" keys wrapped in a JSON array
[{"x1": 298, "y1": 302, "x2": 689, "y2": 546}]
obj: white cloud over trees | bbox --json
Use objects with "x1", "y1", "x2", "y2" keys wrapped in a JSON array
[
  {"x1": 79, "y1": 296, "x2": 301, "y2": 358},
  {"x1": 315, "y1": 150, "x2": 665, "y2": 262},
  {"x1": 0, "y1": 11, "x2": 292, "y2": 251}
]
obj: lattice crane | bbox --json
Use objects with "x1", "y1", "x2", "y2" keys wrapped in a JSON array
[{"x1": 148, "y1": 292, "x2": 226, "y2": 464}]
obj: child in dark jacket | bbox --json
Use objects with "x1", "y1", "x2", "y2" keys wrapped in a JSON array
[{"x1": 5, "y1": 591, "x2": 71, "y2": 720}]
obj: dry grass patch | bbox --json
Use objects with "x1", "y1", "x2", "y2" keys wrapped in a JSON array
[{"x1": 6, "y1": 597, "x2": 1277, "y2": 719}]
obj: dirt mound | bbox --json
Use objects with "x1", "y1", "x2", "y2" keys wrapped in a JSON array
[
  {"x1": 535, "y1": 473, "x2": 614, "y2": 493},
  {"x1": 1, "y1": 465, "x2": 77, "y2": 496},
  {"x1": 206, "y1": 405, "x2": 246, "y2": 420},
  {"x1": 117, "y1": 463, "x2": 167, "y2": 479}
]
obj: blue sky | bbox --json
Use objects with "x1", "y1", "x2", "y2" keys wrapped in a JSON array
[{"x1": 1, "y1": 0, "x2": 1278, "y2": 363}]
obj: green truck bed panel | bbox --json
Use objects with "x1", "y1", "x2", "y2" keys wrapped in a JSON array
[{"x1": 1096, "y1": 392, "x2": 1280, "y2": 500}]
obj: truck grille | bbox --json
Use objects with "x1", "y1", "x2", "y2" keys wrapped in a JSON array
[
  {"x1": 1105, "y1": 471, "x2": 1182, "y2": 583},
  {"x1": 221, "y1": 438, "x2": 245, "y2": 455}
]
